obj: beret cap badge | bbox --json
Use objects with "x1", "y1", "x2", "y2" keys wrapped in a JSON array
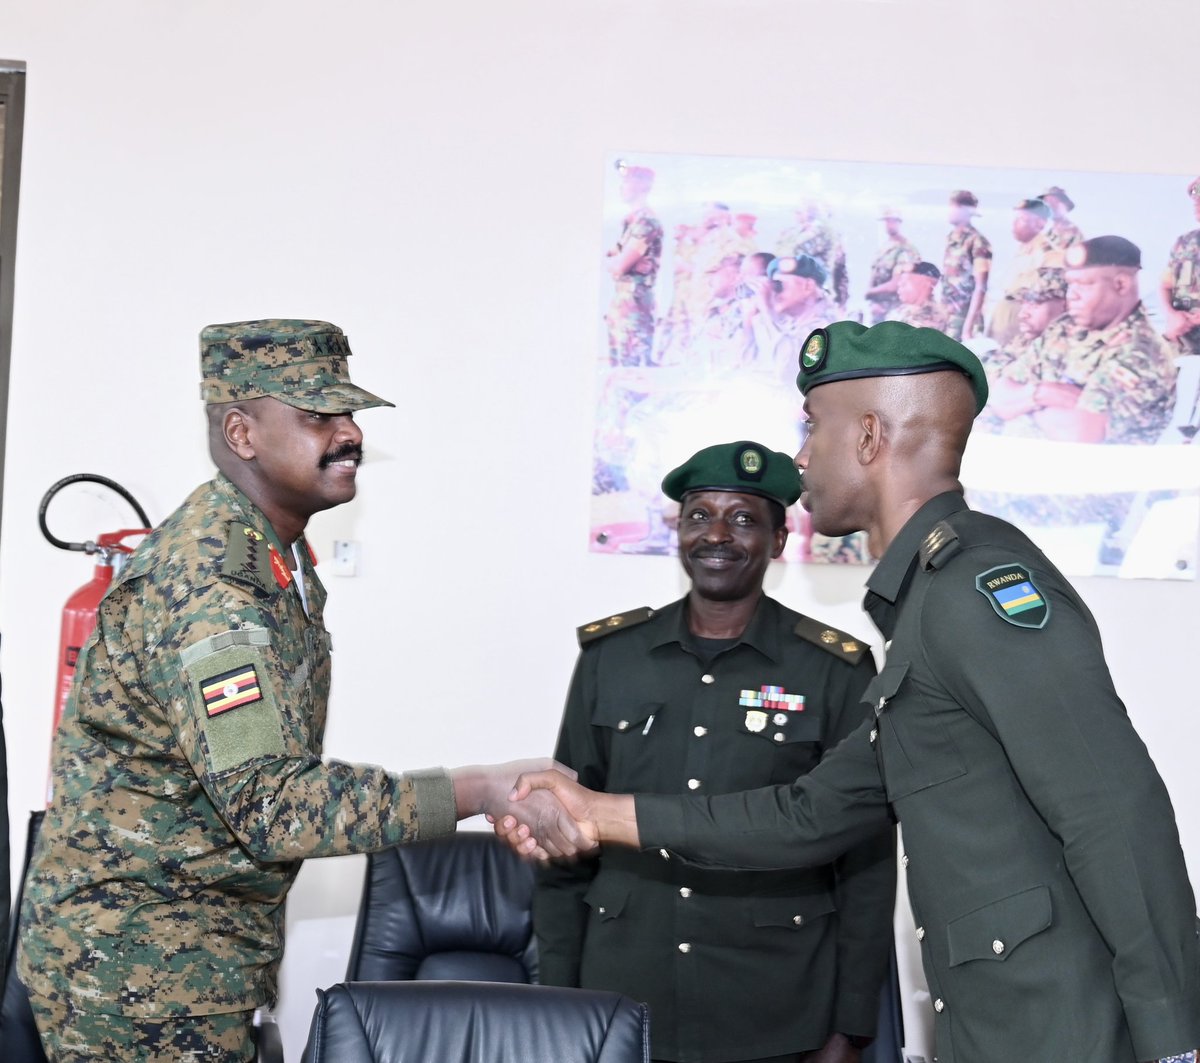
[{"x1": 801, "y1": 328, "x2": 829, "y2": 373}]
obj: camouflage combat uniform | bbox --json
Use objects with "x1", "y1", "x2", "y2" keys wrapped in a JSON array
[
  {"x1": 887, "y1": 300, "x2": 948, "y2": 332},
  {"x1": 1163, "y1": 228, "x2": 1200, "y2": 356},
  {"x1": 778, "y1": 218, "x2": 846, "y2": 307},
  {"x1": 989, "y1": 233, "x2": 1053, "y2": 349},
  {"x1": 19, "y1": 474, "x2": 456, "y2": 1058},
  {"x1": 865, "y1": 238, "x2": 920, "y2": 324},
  {"x1": 607, "y1": 206, "x2": 664, "y2": 366},
  {"x1": 1045, "y1": 217, "x2": 1084, "y2": 253},
  {"x1": 941, "y1": 224, "x2": 992, "y2": 340}
]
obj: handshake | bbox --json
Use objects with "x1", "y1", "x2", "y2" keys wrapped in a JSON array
[{"x1": 451, "y1": 760, "x2": 639, "y2": 860}]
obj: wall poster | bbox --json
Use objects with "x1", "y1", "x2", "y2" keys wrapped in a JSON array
[{"x1": 589, "y1": 151, "x2": 1200, "y2": 579}]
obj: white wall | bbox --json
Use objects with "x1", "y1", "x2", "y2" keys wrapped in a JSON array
[{"x1": 2, "y1": 2, "x2": 1199, "y2": 1059}]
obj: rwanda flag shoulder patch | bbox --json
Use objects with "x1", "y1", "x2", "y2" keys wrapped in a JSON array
[
  {"x1": 975, "y1": 564, "x2": 1050, "y2": 629},
  {"x1": 200, "y1": 663, "x2": 264, "y2": 716}
]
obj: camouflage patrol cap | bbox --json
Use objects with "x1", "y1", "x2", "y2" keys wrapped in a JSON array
[
  {"x1": 1010, "y1": 267, "x2": 1068, "y2": 302},
  {"x1": 1064, "y1": 235, "x2": 1141, "y2": 270},
  {"x1": 909, "y1": 261, "x2": 941, "y2": 280},
  {"x1": 199, "y1": 319, "x2": 394, "y2": 412},
  {"x1": 1014, "y1": 198, "x2": 1052, "y2": 219},
  {"x1": 1039, "y1": 185, "x2": 1075, "y2": 211},
  {"x1": 769, "y1": 254, "x2": 827, "y2": 286},
  {"x1": 662, "y1": 440, "x2": 802, "y2": 507},
  {"x1": 795, "y1": 320, "x2": 989, "y2": 415},
  {"x1": 949, "y1": 190, "x2": 979, "y2": 208}
]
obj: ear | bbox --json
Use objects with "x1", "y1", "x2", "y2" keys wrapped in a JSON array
[
  {"x1": 858, "y1": 410, "x2": 884, "y2": 465},
  {"x1": 770, "y1": 524, "x2": 788, "y2": 560},
  {"x1": 223, "y1": 408, "x2": 257, "y2": 461}
]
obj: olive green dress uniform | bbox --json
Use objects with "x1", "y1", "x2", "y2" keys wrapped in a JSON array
[
  {"x1": 19, "y1": 475, "x2": 457, "y2": 1039},
  {"x1": 634, "y1": 495, "x2": 1200, "y2": 1063},
  {"x1": 536, "y1": 597, "x2": 896, "y2": 1063}
]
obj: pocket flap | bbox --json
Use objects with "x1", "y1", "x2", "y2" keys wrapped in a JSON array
[
  {"x1": 752, "y1": 892, "x2": 836, "y2": 929},
  {"x1": 583, "y1": 879, "x2": 630, "y2": 921},
  {"x1": 947, "y1": 885, "x2": 1052, "y2": 966},
  {"x1": 591, "y1": 700, "x2": 662, "y2": 734},
  {"x1": 861, "y1": 661, "x2": 910, "y2": 715}
]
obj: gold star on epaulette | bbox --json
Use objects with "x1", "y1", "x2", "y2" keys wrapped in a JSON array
[
  {"x1": 793, "y1": 615, "x2": 870, "y2": 664},
  {"x1": 920, "y1": 520, "x2": 961, "y2": 571},
  {"x1": 577, "y1": 606, "x2": 657, "y2": 646}
]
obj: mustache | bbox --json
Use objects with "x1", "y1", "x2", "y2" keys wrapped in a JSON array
[{"x1": 319, "y1": 442, "x2": 364, "y2": 468}]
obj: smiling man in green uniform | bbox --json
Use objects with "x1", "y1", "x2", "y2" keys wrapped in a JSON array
[
  {"x1": 536, "y1": 440, "x2": 894, "y2": 1063},
  {"x1": 17, "y1": 319, "x2": 584, "y2": 1062},
  {"x1": 507, "y1": 322, "x2": 1200, "y2": 1063}
]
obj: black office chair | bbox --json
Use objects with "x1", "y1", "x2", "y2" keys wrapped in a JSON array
[
  {"x1": 301, "y1": 980, "x2": 649, "y2": 1063},
  {"x1": 1, "y1": 810, "x2": 282, "y2": 1063},
  {"x1": 346, "y1": 832, "x2": 537, "y2": 983}
]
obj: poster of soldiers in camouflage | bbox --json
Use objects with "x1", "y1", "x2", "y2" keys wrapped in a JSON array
[{"x1": 590, "y1": 152, "x2": 1200, "y2": 579}]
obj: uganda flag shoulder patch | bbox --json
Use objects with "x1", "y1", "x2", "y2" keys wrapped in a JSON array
[
  {"x1": 201, "y1": 664, "x2": 265, "y2": 716},
  {"x1": 974, "y1": 563, "x2": 1050, "y2": 630}
]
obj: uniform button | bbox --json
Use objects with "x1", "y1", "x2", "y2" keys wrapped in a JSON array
[
  {"x1": 687, "y1": 778, "x2": 701, "y2": 790},
  {"x1": 869, "y1": 728, "x2": 878, "y2": 744},
  {"x1": 773, "y1": 712, "x2": 788, "y2": 726},
  {"x1": 915, "y1": 926, "x2": 925, "y2": 941},
  {"x1": 598, "y1": 906, "x2": 606, "y2": 914},
  {"x1": 901, "y1": 853, "x2": 909, "y2": 868},
  {"x1": 701, "y1": 674, "x2": 715, "y2": 684},
  {"x1": 933, "y1": 998, "x2": 944, "y2": 1013},
  {"x1": 659, "y1": 848, "x2": 670, "y2": 860},
  {"x1": 693, "y1": 726, "x2": 708, "y2": 737},
  {"x1": 992, "y1": 939, "x2": 1005, "y2": 955},
  {"x1": 884, "y1": 640, "x2": 893, "y2": 652},
  {"x1": 617, "y1": 720, "x2": 630, "y2": 732},
  {"x1": 792, "y1": 915, "x2": 804, "y2": 926},
  {"x1": 679, "y1": 887, "x2": 692, "y2": 898},
  {"x1": 773, "y1": 733, "x2": 785, "y2": 743},
  {"x1": 678, "y1": 942, "x2": 692, "y2": 953}
]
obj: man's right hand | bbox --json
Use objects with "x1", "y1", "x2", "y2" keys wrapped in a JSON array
[{"x1": 494, "y1": 770, "x2": 640, "y2": 856}]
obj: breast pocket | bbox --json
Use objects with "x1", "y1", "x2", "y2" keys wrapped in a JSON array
[
  {"x1": 947, "y1": 885, "x2": 1052, "y2": 967},
  {"x1": 591, "y1": 698, "x2": 665, "y2": 776}
]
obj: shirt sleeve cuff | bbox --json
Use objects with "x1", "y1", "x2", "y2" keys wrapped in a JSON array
[
  {"x1": 407, "y1": 767, "x2": 457, "y2": 840},
  {"x1": 635, "y1": 792, "x2": 686, "y2": 853}
]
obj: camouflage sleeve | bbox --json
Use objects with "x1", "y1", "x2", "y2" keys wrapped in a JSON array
[
  {"x1": 626, "y1": 214, "x2": 656, "y2": 243},
  {"x1": 972, "y1": 232, "x2": 993, "y2": 274},
  {"x1": 141, "y1": 578, "x2": 457, "y2": 863},
  {"x1": 896, "y1": 245, "x2": 920, "y2": 271}
]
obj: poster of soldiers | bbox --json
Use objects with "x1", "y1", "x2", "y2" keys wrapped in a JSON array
[{"x1": 589, "y1": 152, "x2": 1200, "y2": 579}]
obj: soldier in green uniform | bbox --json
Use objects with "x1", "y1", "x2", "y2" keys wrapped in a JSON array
[
  {"x1": 1160, "y1": 175, "x2": 1200, "y2": 357},
  {"x1": 536, "y1": 440, "x2": 895, "y2": 1063},
  {"x1": 507, "y1": 321, "x2": 1200, "y2": 1063},
  {"x1": 886, "y1": 261, "x2": 947, "y2": 331},
  {"x1": 1039, "y1": 185, "x2": 1084, "y2": 253},
  {"x1": 863, "y1": 208, "x2": 920, "y2": 325},
  {"x1": 606, "y1": 163, "x2": 664, "y2": 366},
  {"x1": 940, "y1": 190, "x2": 992, "y2": 341},
  {"x1": 17, "y1": 320, "x2": 585, "y2": 1062}
]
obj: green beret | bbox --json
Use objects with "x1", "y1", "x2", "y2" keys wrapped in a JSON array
[
  {"x1": 1064, "y1": 235, "x2": 1141, "y2": 270},
  {"x1": 199, "y1": 319, "x2": 394, "y2": 412},
  {"x1": 662, "y1": 441, "x2": 802, "y2": 507},
  {"x1": 795, "y1": 320, "x2": 989, "y2": 415}
]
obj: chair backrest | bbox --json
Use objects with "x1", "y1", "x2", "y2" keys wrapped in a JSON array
[
  {"x1": 301, "y1": 980, "x2": 649, "y2": 1063},
  {"x1": 346, "y1": 832, "x2": 536, "y2": 984},
  {"x1": 1, "y1": 811, "x2": 48, "y2": 1063}
]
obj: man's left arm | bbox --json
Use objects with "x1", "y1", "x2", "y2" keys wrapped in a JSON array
[
  {"x1": 924, "y1": 553, "x2": 1200, "y2": 1061},
  {"x1": 824, "y1": 655, "x2": 898, "y2": 1046}
]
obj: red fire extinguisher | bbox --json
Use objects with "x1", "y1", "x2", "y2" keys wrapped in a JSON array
[{"x1": 39, "y1": 474, "x2": 153, "y2": 803}]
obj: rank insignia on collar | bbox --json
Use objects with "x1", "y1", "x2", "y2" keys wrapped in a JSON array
[{"x1": 975, "y1": 563, "x2": 1050, "y2": 629}]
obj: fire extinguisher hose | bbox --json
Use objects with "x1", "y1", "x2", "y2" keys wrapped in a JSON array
[{"x1": 38, "y1": 474, "x2": 153, "y2": 553}]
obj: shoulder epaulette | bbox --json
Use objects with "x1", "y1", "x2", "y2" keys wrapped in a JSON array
[
  {"x1": 920, "y1": 519, "x2": 961, "y2": 571},
  {"x1": 577, "y1": 606, "x2": 656, "y2": 646},
  {"x1": 220, "y1": 522, "x2": 279, "y2": 598},
  {"x1": 793, "y1": 615, "x2": 871, "y2": 664}
]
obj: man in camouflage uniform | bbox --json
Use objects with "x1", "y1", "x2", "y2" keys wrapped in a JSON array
[
  {"x1": 691, "y1": 253, "x2": 754, "y2": 370},
  {"x1": 1039, "y1": 185, "x2": 1084, "y2": 254},
  {"x1": 941, "y1": 190, "x2": 992, "y2": 341},
  {"x1": 863, "y1": 208, "x2": 920, "y2": 325},
  {"x1": 606, "y1": 163, "x2": 664, "y2": 366},
  {"x1": 886, "y1": 261, "x2": 947, "y2": 331},
  {"x1": 1160, "y1": 175, "x2": 1200, "y2": 357},
  {"x1": 17, "y1": 320, "x2": 583, "y2": 1062},
  {"x1": 988, "y1": 198, "x2": 1055, "y2": 349},
  {"x1": 777, "y1": 201, "x2": 847, "y2": 309},
  {"x1": 751, "y1": 255, "x2": 837, "y2": 385}
]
